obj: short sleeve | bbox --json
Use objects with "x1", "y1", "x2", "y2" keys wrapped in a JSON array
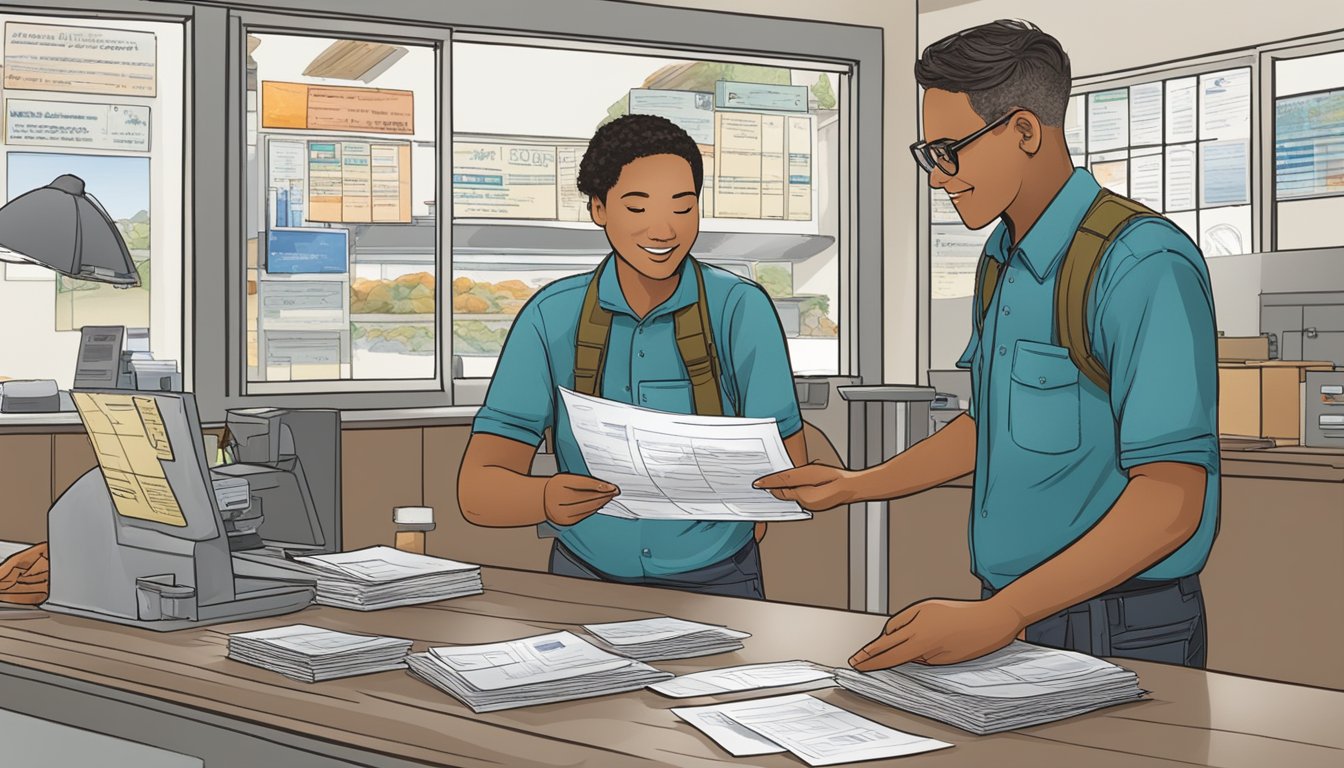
[
  {"x1": 724, "y1": 283, "x2": 803, "y2": 438},
  {"x1": 471, "y1": 302, "x2": 555, "y2": 446},
  {"x1": 1094, "y1": 250, "x2": 1219, "y2": 473}
]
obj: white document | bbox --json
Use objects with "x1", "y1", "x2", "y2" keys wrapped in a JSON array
[
  {"x1": 5, "y1": 99, "x2": 150, "y2": 151},
  {"x1": 681, "y1": 694, "x2": 953, "y2": 766},
  {"x1": 651, "y1": 661, "x2": 834, "y2": 698},
  {"x1": 672, "y1": 703, "x2": 787, "y2": 757},
  {"x1": 1129, "y1": 82, "x2": 1163, "y2": 147},
  {"x1": 430, "y1": 631, "x2": 633, "y2": 690},
  {"x1": 1087, "y1": 89, "x2": 1128, "y2": 152},
  {"x1": 295, "y1": 546, "x2": 479, "y2": 582},
  {"x1": 585, "y1": 617, "x2": 749, "y2": 646},
  {"x1": 559, "y1": 388, "x2": 808, "y2": 521},
  {"x1": 232, "y1": 624, "x2": 406, "y2": 656},
  {"x1": 1064, "y1": 94, "x2": 1086, "y2": 155},
  {"x1": 1166, "y1": 77, "x2": 1198, "y2": 143},
  {"x1": 1200, "y1": 68, "x2": 1251, "y2": 140},
  {"x1": 1130, "y1": 152, "x2": 1163, "y2": 211},
  {"x1": 1165, "y1": 145, "x2": 1197, "y2": 211},
  {"x1": 931, "y1": 224, "x2": 992, "y2": 300}
]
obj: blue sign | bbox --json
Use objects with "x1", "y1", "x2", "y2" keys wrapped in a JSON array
[{"x1": 266, "y1": 228, "x2": 348, "y2": 274}]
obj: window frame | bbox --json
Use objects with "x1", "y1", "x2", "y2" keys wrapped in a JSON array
[{"x1": 190, "y1": 0, "x2": 884, "y2": 422}]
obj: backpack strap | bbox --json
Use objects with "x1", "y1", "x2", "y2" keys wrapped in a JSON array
[
  {"x1": 672, "y1": 258, "x2": 724, "y2": 416},
  {"x1": 1055, "y1": 189, "x2": 1161, "y2": 393},
  {"x1": 572, "y1": 256, "x2": 724, "y2": 416},
  {"x1": 573, "y1": 257, "x2": 613, "y2": 397}
]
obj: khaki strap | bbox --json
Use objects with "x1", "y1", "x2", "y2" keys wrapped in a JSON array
[
  {"x1": 572, "y1": 256, "x2": 723, "y2": 416},
  {"x1": 1056, "y1": 190, "x2": 1159, "y2": 393},
  {"x1": 673, "y1": 258, "x2": 724, "y2": 416},
  {"x1": 975, "y1": 253, "x2": 1001, "y2": 335},
  {"x1": 573, "y1": 258, "x2": 614, "y2": 397}
]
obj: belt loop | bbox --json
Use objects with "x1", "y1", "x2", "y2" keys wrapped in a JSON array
[
  {"x1": 1088, "y1": 598, "x2": 1112, "y2": 657},
  {"x1": 1178, "y1": 574, "x2": 1200, "y2": 597}
]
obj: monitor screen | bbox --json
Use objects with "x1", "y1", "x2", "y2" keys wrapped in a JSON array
[{"x1": 71, "y1": 390, "x2": 222, "y2": 541}]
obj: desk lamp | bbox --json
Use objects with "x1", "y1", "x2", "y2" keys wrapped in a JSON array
[{"x1": 0, "y1": 174, "x2": 140, "y2": 285}]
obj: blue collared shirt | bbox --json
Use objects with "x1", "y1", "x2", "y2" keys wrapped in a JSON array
[
  {"x1": 959, "y1": 169, "x2": 1221, "y2": 590},
  {"x1": 472, "y1": 255, "x2": 802, "y2": 578}
]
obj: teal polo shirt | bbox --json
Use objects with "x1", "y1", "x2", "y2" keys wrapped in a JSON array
[
  {"x1": 472, "y1": 255, "x2": 802, "y2": 578},
  {"x1": 959, "y1": 169, "x2": 1221, "y2": 590}
]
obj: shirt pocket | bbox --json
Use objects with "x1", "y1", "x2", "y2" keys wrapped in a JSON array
[
  {"x1": 1008, "y1": 340, "x2": 1081, "y2": 454},
  {"x1": 638, "y1": 379, "x2": 694, "y2": 413}
]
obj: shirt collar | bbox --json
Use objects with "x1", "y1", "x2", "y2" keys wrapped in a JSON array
[
  {"x1": 596, "y1": 252, "x2": 700, "y2": 320},
  {"x1": 984, "y1": 169, "x2": 1101, "y2": 282}
]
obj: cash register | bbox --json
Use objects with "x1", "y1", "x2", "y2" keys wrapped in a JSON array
[{"x1": 43, "y1": 390, "x2": 319, "y2": 630}]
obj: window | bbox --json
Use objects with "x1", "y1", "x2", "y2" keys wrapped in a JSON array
[
  {"x1": 1272, "y1": 49, "x2": 1344, "y2": 251},
  {"x1": 244, "y1": 31, "x2": 441, "y2": 391},
  {"x1": 450, "y1": 41, "x2": 846, "y2": 379},
  {"x1": 0, "y1": 12, "x2": 184, "y2": 388}
]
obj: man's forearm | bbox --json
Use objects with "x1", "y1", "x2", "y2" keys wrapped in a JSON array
[
  {"x1": 459, "y1": 464, "x2": 549, "y2": 527},
  {"x1": 849, "y1": 414, "x2": 977, "y2": 503},
  {"x1": 992, "y1": 462, "x2": 1207, "y2": 626}
]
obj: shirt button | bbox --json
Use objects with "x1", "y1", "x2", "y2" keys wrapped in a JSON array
[
  {"x1": 637, "y1": 328, "x2": 644, "y2": 335},
  {"x1": 981, "y1": 509, "x2": 989, "y2": 518},
  {"x1": 641, "y1": 548, "x2": 651, "y2": 557},
  {"x1": 1039, "y1": 376, "x2": 1047, "y2": 385},
  {"x1": 638, "y1": 350, "x2": 645, "y2": 358},
  {"x1": 624, "y1": 385, "x2": 631, "y2": 392},
  {"x1": 1002, "y1": 306, "x2": 1012, "y2": 316},
  {"x1": 641, "y1": 394, "x2": 647, "y2": 403},
  {"x1": 998, "y1": 346, "x2": 1006, "y2": 356},
  {"x1": 1007, "y1": 275, "x2": 1016, "y2": 284}
]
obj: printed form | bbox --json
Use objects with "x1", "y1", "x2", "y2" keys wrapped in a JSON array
[
  {"x1": 559, "y1": 388, "x2": 809, "y2": 521},
  {"x1": 651, "y1": 661, "x2": 835, "y2": 698},
  {"x1": 675, "y1": 693, "x2": 953, "y2": 766}
]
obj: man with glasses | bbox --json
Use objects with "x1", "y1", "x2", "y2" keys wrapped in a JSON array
[{"x1": 757, "y1": 20, "x2": 1219, "y2": 671}]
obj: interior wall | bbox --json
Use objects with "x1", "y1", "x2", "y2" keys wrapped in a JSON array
[{"x1": 638, "y1": 0, "x2": 922, "y2": 384}]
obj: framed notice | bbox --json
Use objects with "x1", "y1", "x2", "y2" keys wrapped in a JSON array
[
  {"x1": 4, "y1": 23, "x2": 157, "y2": 97},
  {"x1": 262, "y1": 81, "x2": 413, "y2": 135}
]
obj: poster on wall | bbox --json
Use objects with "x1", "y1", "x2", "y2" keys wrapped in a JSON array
[
  {"x1": 931, "y1": 224, "x2": 993, "y2": 300},
  {"x1": 4, "y1": 23, "x2": 157, "y2": 97},
  {"x1": 5, "y1": 99, "x2": 150, "y2": 152},
  {"x1": 306, "y1": 140, "x2": 411, "y2": 223},
  {"x1": 262, "y1": 81, "x2": 414, "y2": 135},
  {"x1": 7, "y1": 152, "x2": 150, "y2": 331},
  {"x1": 452, "y1": 141, "x2": 558, "y2": 220}
]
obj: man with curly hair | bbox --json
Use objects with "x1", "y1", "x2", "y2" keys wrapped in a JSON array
[{"x1": 458, "y1": 114, "x2": 807, "y2": 598}]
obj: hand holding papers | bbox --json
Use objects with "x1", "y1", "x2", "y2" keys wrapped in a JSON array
[
  {"x1": 406, "y1": 631, "x2": 672, "y2": 712},
  {"x1": 583, "y1": 617, "x2": 749, "y2": 661},
  {"x1": 227, "y1": 624, "x2": 412, "y2": 682},
  {"x1": 559, "y1": 388, "x2": 809, "y2": 522},
  {"x1": 674, "y1": 694, "x2": 952, "y2": 766},
  {"x1": 835, "y1": 641, "x2": 1145, "y2": 734}
]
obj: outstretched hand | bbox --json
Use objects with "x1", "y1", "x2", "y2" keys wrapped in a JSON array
[{"x1": 752, "y1": 463, "x2": 857, "y2": 511}]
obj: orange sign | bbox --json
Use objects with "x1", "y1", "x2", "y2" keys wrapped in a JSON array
[{"x1": 261, "y1": 81, "x2": 413, "y2": 135}]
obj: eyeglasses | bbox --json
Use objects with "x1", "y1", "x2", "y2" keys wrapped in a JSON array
[{"x1": 910, "y1": 110, "x2": 1019, "y2": 176}]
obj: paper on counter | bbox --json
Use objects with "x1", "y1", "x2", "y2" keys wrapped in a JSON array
[
  {"x1": 672, "y1": 702, "x2": 787, "y2": 757},
  {"x1": 559, "y1": 387, "x2": 809, "y2": 522},
  {"x1": 584, "y1": 617, "x2": 748, "y2": 646},
  {"x1": 651, "y1": 660, "x2": 834, "y2": 698},
  {"x1": 676, "y1": 693, "x2": 953, "y2": 766}
]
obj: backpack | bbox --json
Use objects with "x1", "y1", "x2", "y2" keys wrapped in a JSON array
[
  {"x1": 572, "y1": 255, "x2": 725, "y2": 415},
  {"x1": 975, "y1": 189, "x2": 1162, "y2": 393}
]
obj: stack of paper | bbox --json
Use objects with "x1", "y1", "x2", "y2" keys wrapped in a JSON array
[
  {"x1": 583, "y1": 617, "x2": 750, "y2": 661},
  {"x1": 228, "y1": 624, "x2": 412, "y2": 682},
  {"x1": 674, "y1": 693, "x2": 953, "y2": 765},
  {"x1": 835, "y1": 641, "x2": 1145, "y2": 734},
  {"x1": 406, "y1": 631, "x2": 672, "y2": 712},
  {"x1": 291, "y1": 546, "x2": 483, "y2": 610},
  {"x1": 651, "y1": 660, "x2": 834, "y2": 698}
]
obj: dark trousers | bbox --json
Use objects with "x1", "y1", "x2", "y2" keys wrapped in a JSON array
[
  {"x1": 549, "y1": 539, "x2": 765, "y2": 600},
  {"x1": 982, "y1": 574, "x2": 1207, "y2": 668}
]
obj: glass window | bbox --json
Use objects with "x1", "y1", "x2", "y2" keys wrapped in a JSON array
[
  {"x1": 245, "y1": 33, "x2": 439, "y2": 387},
  {"x1": 451, "y1": 41, "x2": 845, "y2": 379},
  {"x1": 1273, "y1": 50, "x2": 1344, "y2": 251},
  {"x1": 0, "y1": 13, "x2": 184, "y2": 387}
]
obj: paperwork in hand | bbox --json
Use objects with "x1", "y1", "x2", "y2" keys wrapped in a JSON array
[
  {"x1": 834, "y1": 640, "x2": 1145, "y2": 735},
  {"x1": 651, "y1": 660, "x2": 834, "y2": 698},
  {"x1": 407, "y1": 631, "x2": 671, "y2": 712},
  {"x1": 583, "y1": 617, "x2": 750, "y2": 661},
  {"x1": 674, "y1": 693, "x2": 953, "y2": 766},
  {"x1": 559, "y1": 387, "x2": 809, "y2": 522},
  {"x1": 287, "y1": 546, "x2": 483, "y2": 610},
  {"x1": 227, "y1": 624, "x2": 412, "y2": 682}
]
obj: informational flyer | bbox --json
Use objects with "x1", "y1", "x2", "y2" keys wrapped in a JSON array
[
  {"x1": 761, "y1": 113, "x2": 787, "y2": 220},
  {"x1": 452, "y1": 142, "x2": 558, "y2": 220},
  {"x1": 262, "y1": 81, "x2": 414, "y2": 135},
  {"x1": 1064, "y1": 94, "x2": 1086, "y2": 155},
  {"x1": 555, "y1": 145, "x2": 587, "y2": 222},
  {"x1": 1200, "y1": 68, "x2": 1251, "y2": 140},
  {"x1": 1087, "y1": 89, "x2": 1128, "y2": 152},
  {"x1": 1129, "y1": 82, "x2": 1163, "y2": 147},
  {"x1": 5, "y1": 99, "x2": 150, "y2": 151},
  {"x1": 1200, "y1": 140, "x2": 1250, "y2": 207},
  {"x1": 715, "y1": 112, "x2": 764, "y2": 219},
  {"x1": 1165, "y1": 144, "x2": 1197, "y2": 211},
  {"x1": 268, "y1": 139, "x2": 307, "y2": 227},
  {"x1": 629, "y1": 89, "x2": 714, "y2": 145},
  {"x1": 1166, "y1": 77, "x2": 1198, "y2": 144},
  {"x1": 1091, "y1": 157, "x2": 1129, "y2": 198},
  {"x1": 1130, "y1": 151, "x2": 1163, "y2": 211},
  {"x1": 932, "y1": 224, "x2": 992, "y2": 300},
  {"x1": 786, "y1": 115, "x2": 813, "y2": 222},
  {"x1": 306, "y1": 140, "x2": 410, "y2": 223},
  {"x1": 4, "y1": 23, "x2": 157, "y2": 97}
]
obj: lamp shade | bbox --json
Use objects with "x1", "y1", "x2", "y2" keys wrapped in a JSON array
[{"x1": 0, "y1": 174, "x2": 140, "y2": 286}]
